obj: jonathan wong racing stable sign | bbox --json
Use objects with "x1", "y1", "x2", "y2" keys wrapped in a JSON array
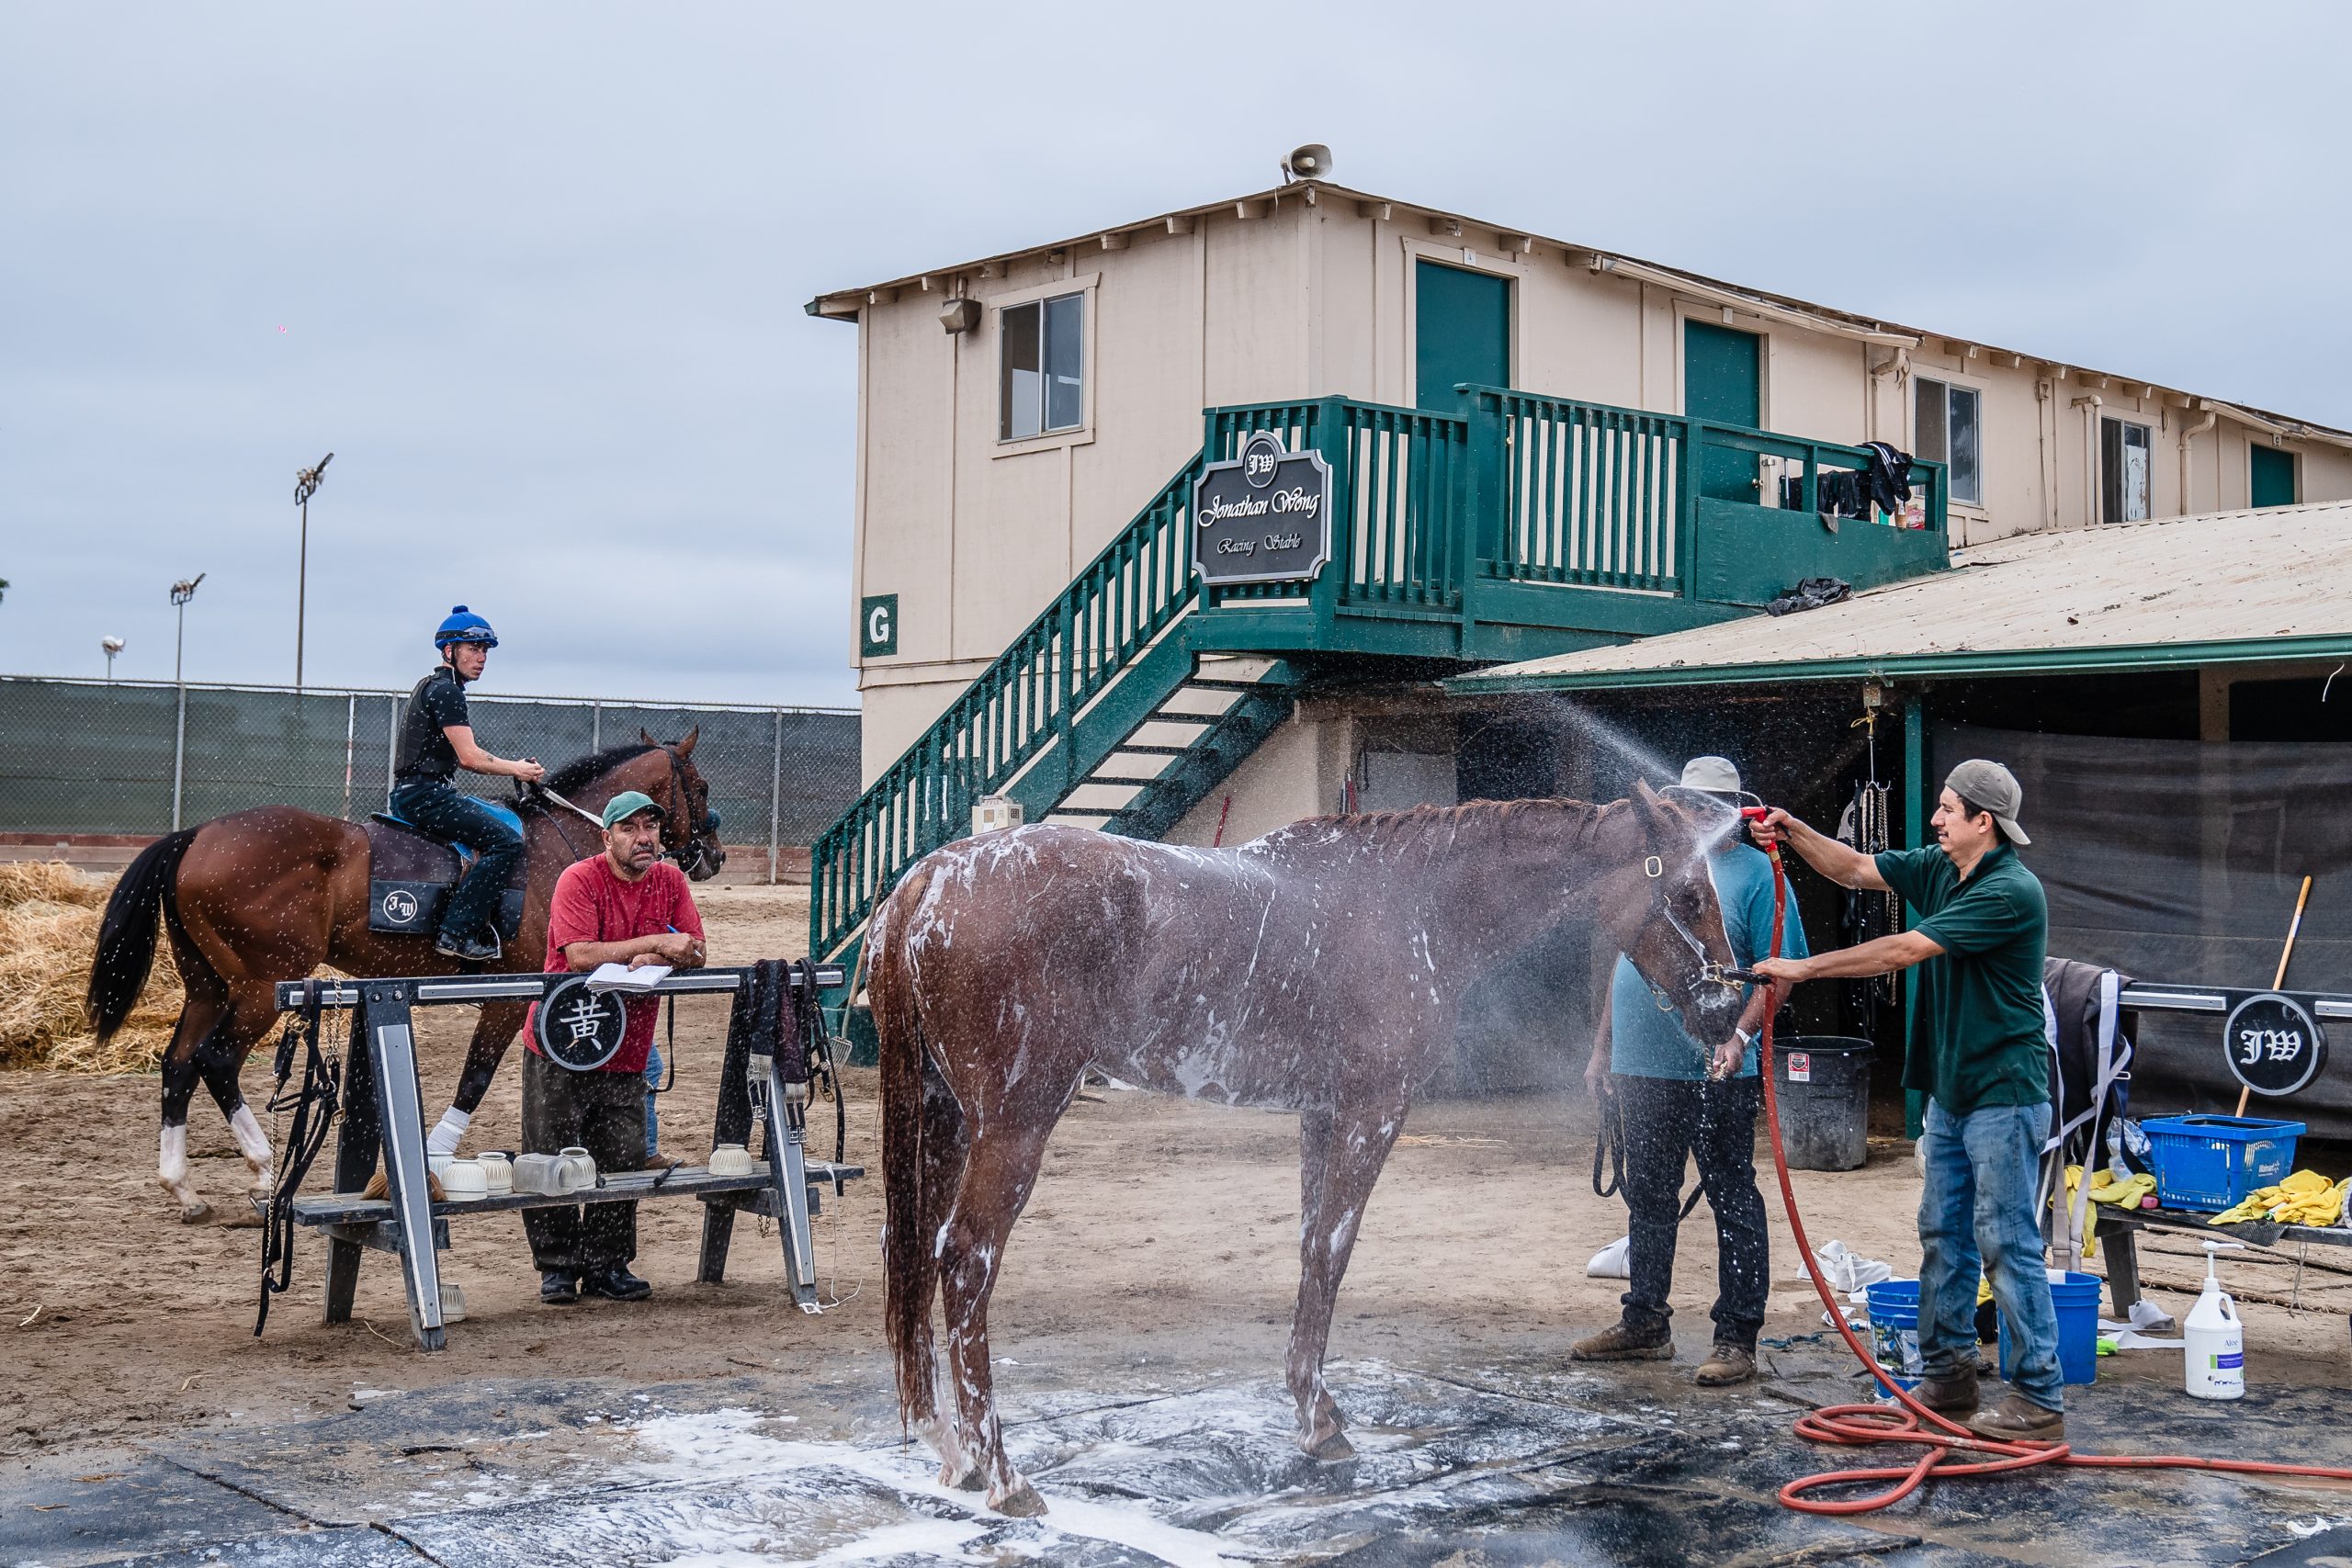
[{"x1": 1193, "y1": 432, "x2": 1332, "y2": 586}]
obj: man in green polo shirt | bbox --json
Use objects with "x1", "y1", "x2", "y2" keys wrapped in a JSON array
[{"x1": 1752, "y1": 760, "x2": 2062, "y2": 1441}]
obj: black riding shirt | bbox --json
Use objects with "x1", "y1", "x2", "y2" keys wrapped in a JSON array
[{"x1": 394, "y1": 667, "x2": 470, "y2": 784}]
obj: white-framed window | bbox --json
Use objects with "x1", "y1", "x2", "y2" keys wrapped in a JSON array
[
  {"x1": 1000, "y1": 292, "x2": 1084, "y2": 442},
  {"x1": 1914, "y1": 378, "x2": 1982, "y2": 505},
  {"x1": 2101, "y1": 416, "x2": 2153, "y2": 523}
]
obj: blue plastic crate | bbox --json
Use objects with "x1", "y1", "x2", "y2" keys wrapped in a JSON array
[{"x1": 2140, "y1": 1114, "x2": 2306, "y2": 1212}]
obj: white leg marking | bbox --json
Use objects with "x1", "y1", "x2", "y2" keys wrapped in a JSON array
[
  {"x1": 158, "y1": 1123, "x2": 205, "y2": 1214},
  {"x1": 229, "y1": 1103, "x2": 275, "y2": 1194}
]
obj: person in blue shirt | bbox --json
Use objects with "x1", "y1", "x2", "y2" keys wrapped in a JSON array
[{"x1": 1573, "y1": 756, "x2": 1808, "y2": 1387}]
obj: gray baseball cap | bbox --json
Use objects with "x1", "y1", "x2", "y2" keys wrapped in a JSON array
[
  {"x1": 1677, "y1": 755, "x2": 1743, "y2": 795},
  {"x1": 1945, "y1": 759, "x2": 2030, "y2": 845}
]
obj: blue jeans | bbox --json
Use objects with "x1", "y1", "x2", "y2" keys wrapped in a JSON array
[
  {"x1": 390, "y1": 780, "x2": 525, "y2": 942},
  {"x1": 1918, "y1": 1099, "x2": 2063, "y2": 1411}
]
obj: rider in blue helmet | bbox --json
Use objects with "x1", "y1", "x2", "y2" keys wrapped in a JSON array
[{"x1": 390, "y1": 606, "x2": 545, "y2": 962}]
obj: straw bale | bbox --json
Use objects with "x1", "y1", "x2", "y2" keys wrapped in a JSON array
[{"x1": 0, "y1": 862, "x2": 182, "y2": 1073}]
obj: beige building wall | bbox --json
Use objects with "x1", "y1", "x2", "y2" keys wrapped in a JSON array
[{"x1": 841, "y1": 194, "x2": 2351, "y2": 787}]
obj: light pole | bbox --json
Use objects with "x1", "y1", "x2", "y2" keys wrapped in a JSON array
[
  {"x1": 293, "y1": 452, "x2": 333, "y2": 692},
  {"x1": 102, "y1": 636, "x2": 124, "y2": 681},
  {"x1": 171, "y1": 574, "x2": 204, "y2": 829}
]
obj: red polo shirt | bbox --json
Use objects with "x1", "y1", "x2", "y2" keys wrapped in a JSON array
[{"x1": 524, "y1": 855, "x2": 705, "y2": 1074}]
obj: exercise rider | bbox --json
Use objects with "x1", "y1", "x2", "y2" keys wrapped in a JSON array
[
  {"x1": 1751, "y1": 760, "x2": 2062, "y2": 1441},
  {"x1": 522, "y1": 790, "x2": 707, "y2": 1305},
  {"x1": 1575, "y1": 756, "x2": 1808, "y2": 1389},
  {"x1": 390, "y1": 606, "x2": 545, "y2": 962}
]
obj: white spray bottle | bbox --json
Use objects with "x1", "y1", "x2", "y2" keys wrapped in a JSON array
[{"x1": 2184, "y1": 1239, "x2": 2245, "y2": 1401}]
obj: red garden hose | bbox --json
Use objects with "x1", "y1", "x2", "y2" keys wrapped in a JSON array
[{"x1": 1744, "y1": 822, "x2": 2352, "y2": 1514}]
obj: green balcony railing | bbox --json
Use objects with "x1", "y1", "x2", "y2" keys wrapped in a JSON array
[{"x1": 810, "y1": 389, "x2": 1950, "y2": 965}]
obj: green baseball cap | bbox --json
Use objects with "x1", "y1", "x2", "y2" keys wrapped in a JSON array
[{"x1": 601, "y1": 790, "x2": 666, "y2": 829}]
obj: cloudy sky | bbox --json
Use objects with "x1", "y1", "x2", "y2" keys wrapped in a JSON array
[{"x1": 6, "y1": 3, "x2": 2346, "y2": 706}]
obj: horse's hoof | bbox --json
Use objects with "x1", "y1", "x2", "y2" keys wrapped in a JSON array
[
  {"x1": 179, "y1": 1201, "x2": 213, "y2": 1226},
  {"x1": 1300, "y1": 1427, "x2": 1355, "y2": 1462},
  {"x1": 989, "y1": 1478, "x2": 1048, "y2": 1517},
  {"x1": 939, "y1": 1459, "x2": 985, "y2": 1493}
]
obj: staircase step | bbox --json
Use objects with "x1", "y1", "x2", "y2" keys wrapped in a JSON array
[
  {"x1": 1182, "y1": 678, "x2": 1278, "y2": 693},
  {"x1": 1112, "y1": 744, "x2": 1193, "y2": 757}
]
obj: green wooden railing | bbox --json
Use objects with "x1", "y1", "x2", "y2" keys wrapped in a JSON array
[
  {"x1": 811, "y1": 389, "x2": 1950, "y2": 964},
  {"x1": 810, "y1": 448, "x2": 1210, "y2": 963}
]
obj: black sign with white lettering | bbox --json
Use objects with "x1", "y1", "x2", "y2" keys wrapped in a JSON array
[
  {"x1": 2222, "y1": 991, "x2": 2327, "y2": 1097},
  {"x1": 1192, "y1": 432, "x2": 1332, "y2": 586},
  {"x1": 536, "y1": 975, "x2": 631, "y2": 1072}
]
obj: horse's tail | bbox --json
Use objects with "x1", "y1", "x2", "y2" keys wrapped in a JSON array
[
  {"x1": 87, "y1": 828, "x2": 199, "y2": 1043},
  {"x1": 873, "y1": 879, "x2": 937, "y2": 1435}
]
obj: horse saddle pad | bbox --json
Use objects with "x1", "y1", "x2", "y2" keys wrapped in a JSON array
[{"x1": 364, "y1": 808, "x2": 527, "y2": 940}]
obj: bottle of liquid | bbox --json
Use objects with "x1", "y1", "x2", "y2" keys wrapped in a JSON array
[{"x1": 2184, "y1": 1239, "x2": 2245, "y2": 1401}]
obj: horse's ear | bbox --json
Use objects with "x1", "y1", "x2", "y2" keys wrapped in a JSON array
[
  {"x1": 1630, "y1": 777, "x2": 1679, "y2": 843},
  {"x1": 676, "y1": 726, "x2": 699, "y2": 758},
  {"x1": 639, "y1": 728, "x2": 658, "y2": 747}
]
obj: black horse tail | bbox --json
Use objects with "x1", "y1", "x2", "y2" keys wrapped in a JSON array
[
  {"x1": 88, "y1": 828, "x2": 198, "y2": 1043},
  {"x1": 873, "y1": 885, "x2": 938, "y2": 1438}
]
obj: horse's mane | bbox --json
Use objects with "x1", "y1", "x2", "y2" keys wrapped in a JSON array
[
  {"x1": 543, "y1": 742, "x2": 660, "y2": 797},
  {"x1": 1268, "y1": 795, "x2": 1618, "y2": 853}
]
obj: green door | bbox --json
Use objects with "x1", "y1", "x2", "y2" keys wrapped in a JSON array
[
  {"x1": 2251, "y1": 445, "x2": 2297, "y2": 509},
  {"x1": 1684, "y1": 320, "x2": 1762, "y2": 502},
  {"x1": 1416, "y1": 260, "x2": 1510, "y2": 412}
]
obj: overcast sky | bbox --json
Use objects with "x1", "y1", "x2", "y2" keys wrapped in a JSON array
[{"x1": 6, "y1": 3, "x2": 2346, "y2": 706}]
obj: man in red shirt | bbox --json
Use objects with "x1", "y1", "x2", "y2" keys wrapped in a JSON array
[{"x1": 522, "y1": 790, "x2": 707, "y2": 1304}]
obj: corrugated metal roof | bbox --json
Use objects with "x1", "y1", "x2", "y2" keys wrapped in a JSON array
[
  {"x1": 806, "y1": 178, "x2": 2352, "y2": 445},
  {"x1": 1451, "y1": 501, "x2": 2352, "y2": 693}
]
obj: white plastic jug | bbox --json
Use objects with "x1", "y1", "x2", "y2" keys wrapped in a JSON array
[{"x1": 2184, "y1": 1239, "x2": 2245, "y2": 1401}]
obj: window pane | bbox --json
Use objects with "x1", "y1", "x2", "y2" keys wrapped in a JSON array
[
  {"x1": 1947, "y1": 386, "x2": 1980, "y2": 505},
  {"x1": 2100, "y1": 418, "x2": 2153, "y2": 523},
  {"x1": 2122, "y1": 422, "x2": 2151, "y2": 521},
  {"x1": 1915, "y1": 378, "x2": 1948, "y2": 462},
  {"x1": 1043, "y1": 293, "x2": 1083, "y2": 433},
  {"x1": 1001, "y1": 301, "x2": 1041, "y2": 441}
]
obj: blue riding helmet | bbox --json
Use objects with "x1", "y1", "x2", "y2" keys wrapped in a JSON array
[{"x1": 433, "y1": 605, "x2": 500, "y2": 650}]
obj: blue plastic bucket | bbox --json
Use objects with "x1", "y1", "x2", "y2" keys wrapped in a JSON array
[
  {"x1": 1998, "y1": 1269, "x2": 2101, "y2": 1386},
  {"x1": 1864, "y1": 1279, "x2": 1921, "y2": 1399}
]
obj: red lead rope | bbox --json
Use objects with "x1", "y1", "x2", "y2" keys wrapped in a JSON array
[{"x1": 1747, "y1": 829, "x2": 2352, "y2": 1514}]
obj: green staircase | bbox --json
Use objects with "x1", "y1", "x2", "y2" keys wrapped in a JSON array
[{"x1": 810, "y1": 391, "x2": 1951, "y2": 976}]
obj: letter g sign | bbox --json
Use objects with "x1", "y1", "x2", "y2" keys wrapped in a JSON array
[{"x1": 860, "y1": 592, "x2": 899, "y2": 658}]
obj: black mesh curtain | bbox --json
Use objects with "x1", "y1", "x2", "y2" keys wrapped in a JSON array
[{"x1": 1935, "y1": 722, "x2": 2352, "y2": 1134}]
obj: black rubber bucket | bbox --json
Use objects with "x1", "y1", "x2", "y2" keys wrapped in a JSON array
[{"x1": 1771, "y1": 1037, "x2": 1873, "y2": 1171}]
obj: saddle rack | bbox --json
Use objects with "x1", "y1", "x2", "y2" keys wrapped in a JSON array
[{"x1": 265, "y1": 964, "x2": 854, "y2": 1351}]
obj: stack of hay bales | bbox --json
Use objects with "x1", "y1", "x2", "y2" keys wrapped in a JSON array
[{"x1": 0, "y1": 861, "x2": 180, "y2": 1072}]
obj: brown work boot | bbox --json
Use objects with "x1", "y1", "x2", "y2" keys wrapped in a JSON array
[
  {"x1": 1570, "y1": 1319, "x2": 1673, "y2": 1362},
  {"x1": 1966, "y1": 1393, "x2": 2064, "y2": 1443},
  {"x1": 1912, "y1": 1367, "x2": 1980, "y2": 1414},
  {"x1": 1694, "y1": 1344, "x2": 1755, "y2": 1386}
]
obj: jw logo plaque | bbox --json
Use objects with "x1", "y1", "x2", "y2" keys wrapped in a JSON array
[
  {"x1": 2222, "y1": 992, "x2": 2327, "y2": 1098},
  {"x1": 1193, "y1": 431, "x2": 1332, "y2": 587}
]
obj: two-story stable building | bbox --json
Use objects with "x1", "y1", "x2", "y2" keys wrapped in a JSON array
[{"x1": 804, "y1": 174, "x2": 2352, "y2": 1059}]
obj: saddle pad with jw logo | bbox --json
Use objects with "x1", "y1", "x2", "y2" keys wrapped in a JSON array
[
  {"x1": 362, "y1": 818, "x2": 526, "y2": 940},
  {"x1": 535, "y1": 974, "x2": 631, "y2": 1070}
]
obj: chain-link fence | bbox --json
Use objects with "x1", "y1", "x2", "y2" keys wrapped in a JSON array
[{"x1": 0, "y1": 676, "x2": 859, "y2": 874}]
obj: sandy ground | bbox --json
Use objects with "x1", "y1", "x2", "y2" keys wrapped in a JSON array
[{"x1": 6, "y1": 881, "x2": 2352, "y2": 1480}]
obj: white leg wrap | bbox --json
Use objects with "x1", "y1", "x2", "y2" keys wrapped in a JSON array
[
  {"x1": 229, "y1": 1104, "x2": 275, "y2": 1191},
  {"x1": 159, "y1": 1123, "x2": 189, "y2": 1187},
  {"x1": 426, "y1": 1107, "x2": 471, "y2": 1156}
]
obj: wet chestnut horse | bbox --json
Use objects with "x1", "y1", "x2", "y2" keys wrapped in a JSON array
[
  {"x1": 85, "y1": 733, "x2": 725, "y2": 1223},
  {"x1": 873, "y1": 783, "x2": 1741, "y2": 1516}
]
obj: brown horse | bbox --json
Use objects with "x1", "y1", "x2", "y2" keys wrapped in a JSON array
[
  {"x1": 871, "y1": 782, "x2": 1742, "y2": 1516},
  {"x1": 86, "y1": 732, "x2": 725, "y2": 1223}
]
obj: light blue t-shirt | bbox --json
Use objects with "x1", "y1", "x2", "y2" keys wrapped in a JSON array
[{"x1": 1609, "y1": 841, "x2": 1810, "y2": 1080}]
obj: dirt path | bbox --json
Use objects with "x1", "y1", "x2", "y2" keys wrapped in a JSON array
[{"x1": 6, "y1": 882, "x2": 2349, "y2": 1473}]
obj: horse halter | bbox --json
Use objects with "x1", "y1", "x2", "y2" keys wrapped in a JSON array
[
  {"x1": 1640, "y1": 851, "x2": 1739, "y2": 1010},
  {"x1": 659, "y1": 746, "x2": 722, "y2": 877}
]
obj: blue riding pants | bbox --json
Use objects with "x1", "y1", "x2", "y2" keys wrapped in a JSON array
[
  {"x1": 389, "y1": 779, "x2": 525, "y2": 942},
  {"x1": 1917, "y1": 1098, "x2": 2064, "y2": 1412}
]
